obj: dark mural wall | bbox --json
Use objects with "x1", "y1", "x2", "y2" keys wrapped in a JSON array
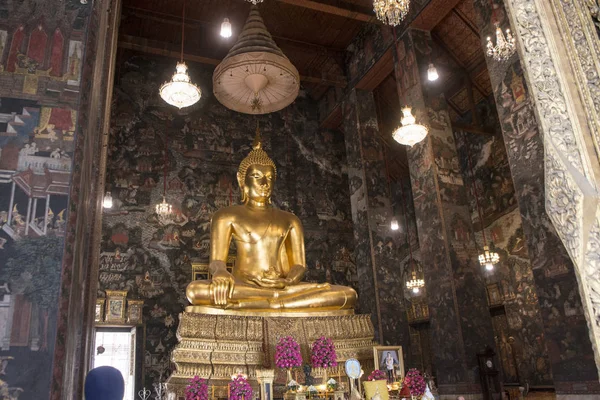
[
  {"x1": 0, "y1": 1, "x2": 90, "y2": 398},
  {"x1": 454, "y1": 128, "x2": 552, "y2": 386},
  {"x1": 471, "y1": 0, "x2": 599, "y2": 392},
  {"x1": 100, "y1": 52, "x2": 357, "y2": 388}
]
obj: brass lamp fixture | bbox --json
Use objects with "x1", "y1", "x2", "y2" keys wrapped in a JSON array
[
  {"x1": 159, "y1": 0, "x2": 201, "y2": 109},
  {"x1": 373, "y1": 0, "x2": 411, "y2": 26}
]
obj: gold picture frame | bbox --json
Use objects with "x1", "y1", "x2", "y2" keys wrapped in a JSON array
[
  {"x1": 191, "y1": 256, "x2": 236, "y2": 281},
  {"x1": 105, "y1": 290, "x2": 128, "y2": 323},
  {"x1": 95, "y1": 298, "x2": 105, "y2": 323},
  {"x1": 127, "y1": 300, "x2": 144, "y2": 325},
  {"x1": 486, "y1": 283, "x2": 502, "y2": 306},
  {"x1": 373, "y1": 346, "x2": 404, "y2": 382}
]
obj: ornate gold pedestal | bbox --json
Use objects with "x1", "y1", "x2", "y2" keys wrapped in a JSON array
[{"x1": 167, "y1": 311, "x2": 375, "y2": 398}]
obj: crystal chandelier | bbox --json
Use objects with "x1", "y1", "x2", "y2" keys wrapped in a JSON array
[
  {"x1": 156, "y1": 196, "x2": 172, "y2": 217},
  {"x1": 486, "y1": 24, "x2": 516, "y2": 62},
  {"x1": 246, "y1": 0, "x2": 264, "y2": 4},
  {"x1": 373, "y1": 0, "x2": 410, "y2": 26},
  {"x1": 159, "y1": 0, "x2": 201, "y2": 109},
  {"x1": 406, "y1": 262, "x2": 425, "y2": 294},
  {"x1": 392, "y1": 107, "x2": 428, "y2": 147},
  {"x1": 479, "y1": 245, "x2": 500, "y2": 272},
  {"x1": 159, "y1": 63, "x2": 201, "y2": 109}
]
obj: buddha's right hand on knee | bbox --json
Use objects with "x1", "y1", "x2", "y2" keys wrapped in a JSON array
[{"x1": 209, "y1": 261, "x2": 235, "y2": 306}]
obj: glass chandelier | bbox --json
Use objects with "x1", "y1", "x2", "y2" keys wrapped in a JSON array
[
  {"x1": 156, "y1": 196, "x2": 172, "y2": 217},
  {"x1": 406, "y1": 263, "x2": 425, "y2": 294},
  {"x1": 486, "y1": 24, "x2": 516, "y2": 62},
  {"x1": 392, "y1": 107, "x2": 428, "y2": 147},
  {"x1": 479, "y1": 246, "x2": 500, "y2": 272},
  {"x1": 159, "y1": 0, "x2": 201, "y2": 109},
  {"x1": 246, "y1": 0, "x2": 264, "y2": 4},
  {"x1": 373, "y1": 0, "x2": 410, "y2": 26}
]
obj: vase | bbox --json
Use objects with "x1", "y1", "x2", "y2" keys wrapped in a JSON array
[
  {"x1": 286, "y1": 368, "x2": 293, "y2": 384},
  {"x1": 321, "y1": 368, "x2": 328, "y2": 385}
]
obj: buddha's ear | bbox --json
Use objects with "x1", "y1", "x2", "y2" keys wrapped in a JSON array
[{"x1": 237, "y1": 172, "x2": 247, "y2": 203}]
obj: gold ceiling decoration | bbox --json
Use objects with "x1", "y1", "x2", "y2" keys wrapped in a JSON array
[{"x1": 213, "y1": 6, "x2": 300, "y2": 114}]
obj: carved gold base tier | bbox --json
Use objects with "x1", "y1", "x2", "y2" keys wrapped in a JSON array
[{"x1": 167, "y1": 311, "x2": 375, "y2": 399}]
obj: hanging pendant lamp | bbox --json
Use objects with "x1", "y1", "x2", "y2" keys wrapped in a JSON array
[
  {"x1": 467, "y1": 151, "x2": 499, "y2": 272},
  {"x1": 159, "y1": 0, "x2": 201, "y2": 109},
  {"x1": 213, "y1": 5, "x2": 300, "y2": 114},
  {"x1": 156, "y1": 123, "x2": 172, "y2": 218}
]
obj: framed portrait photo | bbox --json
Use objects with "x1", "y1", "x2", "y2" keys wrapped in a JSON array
[
  {"x1": 105, "y1": 290, "x2": 128, "y2": 323},
  {"x1": 127, "y1": 300, "x2": 144, "y2": 325},
  {"x1": 373, "y1": 346, "x2": 404, "y2": 382}
]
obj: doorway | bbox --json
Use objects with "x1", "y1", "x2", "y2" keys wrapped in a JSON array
[{"x1": 93, "y1": 327, "x2": 137, "y2": 400}]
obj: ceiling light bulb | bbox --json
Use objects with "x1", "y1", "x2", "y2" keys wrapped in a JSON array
[
  {"x1": 485, "y1": 263, "x2": 494, "y2": 271},
  {"x1": 103, "y1": 191, "x2": 113, "y2": 209},
  {"x1": 390, "y1": 217, "x2": 400, "y2": 231},
  {"x1": 220, "y1": 18, "x2": 232, "y2": 38},
  {"x1": 412, "y1": 287, "x2": 420, "y2": 294},
  {"x1": 427, "y1": 63, "x2": 439, "y2": 81}
]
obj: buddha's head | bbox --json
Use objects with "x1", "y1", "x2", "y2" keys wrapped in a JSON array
[{"x1": 237, "y1": 134, "x2": 277, "y2": 205}]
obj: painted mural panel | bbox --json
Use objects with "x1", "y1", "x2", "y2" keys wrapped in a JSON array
[
  {"x1": 0, "y1": 98, "x2": 74, "y2": 398},
  {"x1": 101, "y1": 53, "x2": 357, "y2": 388}
]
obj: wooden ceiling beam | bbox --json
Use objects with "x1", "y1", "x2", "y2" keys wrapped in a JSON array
[
  {"x1": 275, "y1": 0, "x2": 376, "y2": 23},
  {"x1": 118, "y1": 35, "x2": 348, "y2": 88},
  {"x1": 122, "y1": 6, "x2": 347, "y2": 59}
]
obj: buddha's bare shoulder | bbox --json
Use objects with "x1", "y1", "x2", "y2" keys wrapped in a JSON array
[{"x1": 272, "y1": 208, "x2": 302, "y2": 226}]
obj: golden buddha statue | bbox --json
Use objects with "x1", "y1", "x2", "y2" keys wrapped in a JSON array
[{"x1": 186, "y1": 129, "x2": 357, "y2": 314}]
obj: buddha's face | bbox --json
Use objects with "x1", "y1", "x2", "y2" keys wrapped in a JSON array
[{"x1": 241, "y1": 164, "x2": 275, "y2": 204}]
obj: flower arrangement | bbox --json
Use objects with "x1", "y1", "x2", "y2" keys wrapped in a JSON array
[
  {"x1": 310, "y1": 336, "x2": 337, "y2": 368},
  {"x1": 367, "y1": 370, "x2": 387, "y2": 381},
  {"x1": 275, "y1": 336, "x2": 303, "y2": 369},
  {"x1": 229, "y1": 374, "x2": 253, "y2": 400},
  {"x1": 403, "y1": 368, "x2": 427, "y2": 397},
  {"x1": 326, "y1": 378, "x2": 338, "y2": 391},
  {"x1": 184, "y1": 376, "x2": 209, "y2": 400}
]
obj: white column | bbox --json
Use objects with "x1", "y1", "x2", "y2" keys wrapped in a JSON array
[
  {"x1": 30, "y1": 198, "x2": 38, "y2": 225},
  {"x1": 7, "y1": 181, "x2": 15, "y2": 225},
  {"x1": 24, "y1": 197, "x2": 32, "y2": 235},
  {"x1": 44, "y1": 194, "x2": 50, "y2": 235}
]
